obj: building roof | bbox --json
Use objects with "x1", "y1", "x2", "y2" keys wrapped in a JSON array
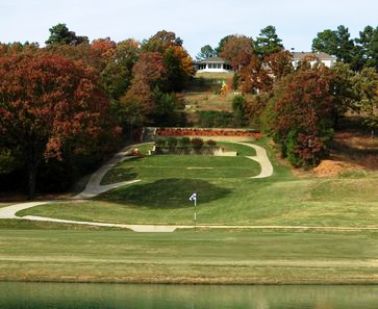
[
  {"x1": 292, "y1": 52, "x2": 336, "y2": 61},
  {"x1": 195, "y1": 56, "x2": 228, "y2": 64}
]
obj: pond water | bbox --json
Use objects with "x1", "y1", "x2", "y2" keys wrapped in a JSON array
[{"x1": 1, "y1": 282, "x2": 378, "y2": 309}]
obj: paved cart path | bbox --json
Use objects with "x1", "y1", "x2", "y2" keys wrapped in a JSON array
[
  {"x1": 0, "y1": 141, "x2": 276, "y2": 232},
  {"x1": 2, "y1": 201, "x2": 378, "y2": 232}
]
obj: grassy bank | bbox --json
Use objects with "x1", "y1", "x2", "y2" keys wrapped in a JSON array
[{"x1": 1, "y1": 229, "x2": 378, "y2": 284}]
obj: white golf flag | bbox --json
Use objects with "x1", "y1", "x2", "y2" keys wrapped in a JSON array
[{"x1": 189, "y1": 193, "x2": 197, "y2": 202}]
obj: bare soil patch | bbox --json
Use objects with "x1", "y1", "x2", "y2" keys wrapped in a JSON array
[{"x1": 331, "y1": 131, "x2": 378, "y2": 170}]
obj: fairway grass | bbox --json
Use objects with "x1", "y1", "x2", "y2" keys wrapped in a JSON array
[
  {"x1": 18, "y1": 139, "x2": 378, "y2": 227},
  {"x1": 18, "y1": 177, "x2": 378, "y2": 226},
  {"x1": 0, "y1": 219, "x2": 125, "y2": 231},
  {"x1": 1, "y1": 229, "x2": 378, "y2": 284},
  {"x1": 4, "y1": 139, "x2": 378, "y2": 284}
]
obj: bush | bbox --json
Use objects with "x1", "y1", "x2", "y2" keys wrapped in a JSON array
[
  {"x1": 167, "y1": 137, "x2": 178, "y2": 152},
  {"x1": 178, "y1": 137, "x2": 191, "y2": 154},
  {"x1": 285, "y1": 129, "x2": 333, "y2": 168},
  {"x1": 204, "y1": 139, "x2": 217, "y2": 154},
  {"x1": 206, "y1": 139, "x2": 217, "y2": 147},
  {"x1": 198, "y1": 111, "x2": 233, "y2": 128},
  {"x1": 232, "y1": 95, "x2": 247, "y2": 127},
  {"x1": 155, "y1": 138, "x2": 166, "y2": 148},
  {"x1": 155, "y1": 138, "x2": 166, "y2": 154},
  {"x1": 154, "y1": 137, "x2": 218, "y2": 155},
  {"x1": 232, "y1": 73, "x2": 240, "y2": 90},
  {"x1": 191, "y1": 138, "x2": 204, "y2": 154}
]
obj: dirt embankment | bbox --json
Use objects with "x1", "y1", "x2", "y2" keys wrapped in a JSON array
[{"x1": 313, "y1": 131, "x2": 378, "y2": 177}]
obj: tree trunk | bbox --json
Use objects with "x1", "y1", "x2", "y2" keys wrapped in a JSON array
[
  {"x1": 27, "y1": 162, "x2": 38, "y2": 200},
  {"x1": 26, "y1": 142, "x2": 41, "y2": 200}
]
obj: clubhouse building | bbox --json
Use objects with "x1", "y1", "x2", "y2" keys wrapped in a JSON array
[{"x1": 194, "y1": 56, "x2": 233, "y2": 73}]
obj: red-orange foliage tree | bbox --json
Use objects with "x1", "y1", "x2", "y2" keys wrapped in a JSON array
[
  {"x1": 121, "y1": 52, "x2": 166, "y2": 123},
  {"x1": 239, "y1": 56, "x2": 273, "y2": 93},
  {"x1": 272, "y1": 65, "x2": 336, "y2": 167},
  {"x1": 0, "y1": 52, "x2": 115, "y2": 198},
  {"x1": 264, "y1": 50, "x2": 293, "y2": 80},
  {"x1": 91, "y1": 37, "x2": 116, "y2": 60},
  {"x1": 143, "y1": 30, "x2": 193, "y2": 91},
  {"x1": 220, "y1": 35, "x2": 254, "y2": 69}
]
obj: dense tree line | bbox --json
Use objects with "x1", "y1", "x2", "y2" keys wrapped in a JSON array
[
  {"x1": 1, "y1": 23, "x2": 377, "y2": 196},
  {"x1": 0, "y1": 24, "x2": 194, "y2": 197},
  {"x1": 312, "y1": 25, "x2": 378, "y2": 71},
  {"x1": 197, "y1": 25, "x2": 378, "y2": 168}
]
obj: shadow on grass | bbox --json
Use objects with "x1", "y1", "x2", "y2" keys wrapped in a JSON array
[
  {"x1": 98, "y1": 178, "x2": 231, "y2": 209},
  {"x1": 101, "y1": 157, "x2": 143, "y2": 185}
]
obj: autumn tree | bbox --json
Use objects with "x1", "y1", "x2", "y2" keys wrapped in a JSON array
[
  {"x1": 215, "y1": 35, "x2": 235, "y2": 55},
  {"x1": 220, "y1": 35, "x2": 254, "y2": 70},
  {"x1": 91, "y1": 37, "x2": 116, "y2": 60},
  {"x1": 271, "y1": 66, "x2": 336, "y2": 167},
  {"x1": 0, "y1": 41, "x2": 39, "y2": 56},
  {"x1": 220, "y1": 36, "x2": 291, "y2": 94},
  {"x1": 142, "y1": 30, "x2": 182, "y2": 53},
  {"x1": 264, "y1": 50, "x2": 293, "y2": 80},
  {"x1": 45, "y1": 42, "x2": 105, "y2": 72},
  {"x1": 142, "y1": 30, "x2": 193, "y2": 92},
  {"x1": 239, "y1": 56, "x2": 273, "y2": 93},
  {"x1": 0, "y1": 52, "x2": 116, "y2": 198},
  {"x1": 164, "y1": 45, "x2": 194, "y2": 91},
  {"x1": 121, "y1": 52, "x2": 166, "y2": 124},
  {"x1": 101, "y1": 39, "x2": 140, "y2": 99},
  {"x1": 45, "y1": 23, "x2": 89, "y2": 46}
]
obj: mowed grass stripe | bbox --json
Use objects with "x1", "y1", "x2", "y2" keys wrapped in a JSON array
[{"x1": 1, "y1": 230, "x2": 378, "y2": 283}]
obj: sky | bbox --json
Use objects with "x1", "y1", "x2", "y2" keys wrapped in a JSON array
[{"x1": 1, "y1": 0, "x2": 377, "y2": 57}]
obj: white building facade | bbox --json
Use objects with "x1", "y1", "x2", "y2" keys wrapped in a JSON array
[
  {"x1": 291, "y1": 52, "x2": 337, "y2": 68},
  {"x1": 194, "y1": 56, "x2": 233, "y2": 73},
  {"x1": 194, "y1": 52, "x2": 336, "y2": 74}
]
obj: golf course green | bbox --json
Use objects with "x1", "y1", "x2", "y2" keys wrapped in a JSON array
[
  {"x1": 18, "y1": 140, "x2": 378, "y2": 227},
  {"x1": 2, "y1": 139, "x2": 378, "y2": 284}
]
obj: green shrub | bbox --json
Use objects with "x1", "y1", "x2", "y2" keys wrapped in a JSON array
[
  {"x1": 178, "y1": 137, "x2": 191, "y2": 154},
  {"x1": 232, "y1": 95, "x2": 247, "y2": 127},
  {"x1": 167, "y1": 137, "x2": 178, "y2": 152},
  {"x1": 155, "y1": 138, "x2": 166, "y2": 148},
  {"x1": 232, "y1": 73, "x2": 240, "y2": 90},
  {"x1": 198, "y1": 111, "x2": 233, "y2": 128},
  {"x1": 155, "y1": 138, "x2": 166, "y2": 154}
]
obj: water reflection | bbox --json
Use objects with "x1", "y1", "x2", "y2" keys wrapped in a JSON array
[{"x1": 1, "y1": 283, "x2": 378, "y2": 309}]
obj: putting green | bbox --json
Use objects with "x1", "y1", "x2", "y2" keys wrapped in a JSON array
[{"x1": 101, "y1": 154, "x2": 261, "y2": 185}]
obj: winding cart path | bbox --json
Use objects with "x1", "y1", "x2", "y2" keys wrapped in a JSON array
[{"x1": 0, "y1": 142, "x2": 275, "y2": 232}]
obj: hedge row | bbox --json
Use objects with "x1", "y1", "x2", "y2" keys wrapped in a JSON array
[
  {"x1": 154, "y1": 137, "x2": 217, "y2": 155},
  {"x1": 155, "y1": 127, "x2": 261, "y2": 138}
]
